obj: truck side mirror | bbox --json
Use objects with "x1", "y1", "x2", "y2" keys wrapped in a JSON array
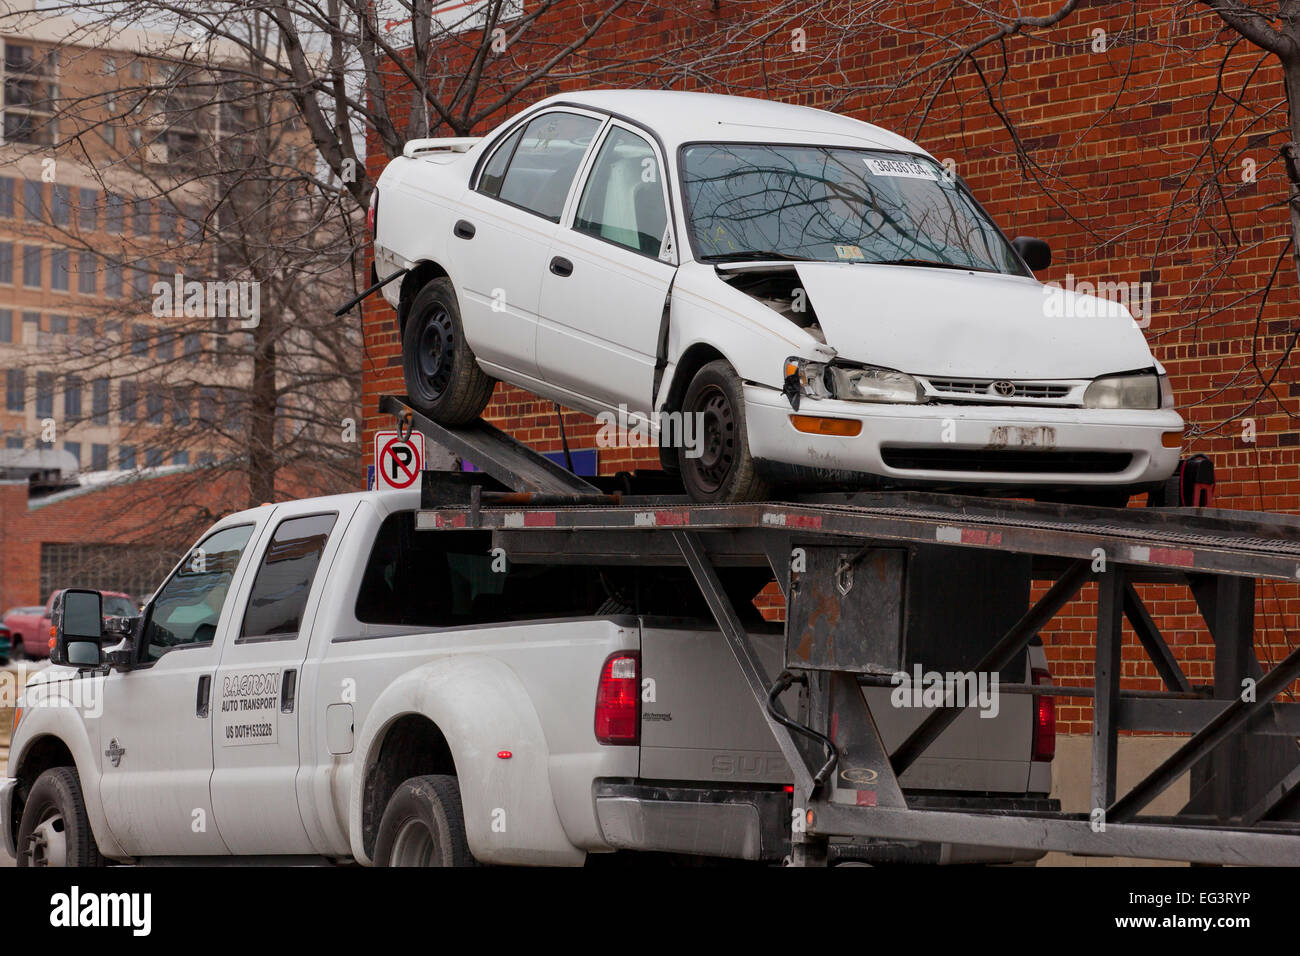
[
  {"x1": 52, "y1": 588, "x2": 103, "y2": 668},
  {"x1": 1012, "y1": 236, "x2": 1051, "y2": 272}
]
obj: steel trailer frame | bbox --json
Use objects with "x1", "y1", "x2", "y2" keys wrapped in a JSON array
[{"x1": 386, "y1": 396, "x2": 1300, "y2": 866}]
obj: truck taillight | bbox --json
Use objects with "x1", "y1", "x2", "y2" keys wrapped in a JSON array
[
  {"x1": 595, "y1": 651, "x2": 640, "y2": 745},
  {"x1": 367, "y1": 188, "x2": 378, "y2": 235},
  {"x1": 1031, "y1": 666, "x2": 1055, "y2": 762}
]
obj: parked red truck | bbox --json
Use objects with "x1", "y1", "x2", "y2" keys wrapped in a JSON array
[{"x1": 2, "y1": 591, "x2": 138, "y2": 660}]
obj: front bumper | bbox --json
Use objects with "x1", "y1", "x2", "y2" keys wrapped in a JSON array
[
  {"x1": 0, "y1": 776, "x2": 16, "y2": 860},
  {"x1": 744, "y1": 385, "x2": 1183, "y2": 490}
]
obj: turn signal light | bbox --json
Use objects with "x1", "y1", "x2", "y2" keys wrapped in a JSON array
[
  {"x1": 1161, "y1": 430, "x2": 1183, "y2": 448},
  {"x1": 790, "y1": 414, "x2": 862, "y2": 437}
]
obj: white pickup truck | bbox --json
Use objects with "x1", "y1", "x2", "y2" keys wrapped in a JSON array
[{"x1": 2, "y1": 489, "x2": 1054, "y2": 866}]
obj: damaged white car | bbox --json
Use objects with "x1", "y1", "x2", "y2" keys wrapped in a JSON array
[{"x1": 372, "y1": 89, "x2": 1183, "y2": 503}]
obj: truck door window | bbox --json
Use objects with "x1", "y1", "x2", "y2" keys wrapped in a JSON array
[
  {"x1": 143, "y1": 524, "x2": 254, "y2": 660},
  {"x1": 239, "y1": 512, "x2": 337, "y2": 642}
]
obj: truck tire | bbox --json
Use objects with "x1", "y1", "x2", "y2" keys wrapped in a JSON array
[
  {"x1": 678, "y1": 360, "x2": 770, "y2": 503},
  {"x1": 402, "y1": 278, "x2": 495, "y2": 426},
  {"x1": 16, "y1": 767, "x2": 104, "y2": 867},
  {"x1": 374, "y1": 774, "x2": 479, "y2": 867}
]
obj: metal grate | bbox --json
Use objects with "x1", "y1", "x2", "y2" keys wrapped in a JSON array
[{"x1": 926, "y1": 378, "x2": 1073, "y2": 400}]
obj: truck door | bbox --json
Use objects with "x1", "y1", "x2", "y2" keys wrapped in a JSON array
[
  {"x1": 208, "y1": 503, "x2": 356, "y2": 855},
  {"x1": 98, "y1": 519, "x2": 267, "y2": 856}
]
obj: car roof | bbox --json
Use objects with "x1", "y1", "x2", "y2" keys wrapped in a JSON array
[{"x1": 528, "y1": 89, "x2": 928, "y2": 157}]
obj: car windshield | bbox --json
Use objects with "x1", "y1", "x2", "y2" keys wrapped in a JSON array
[{"x1": 681, "y1": 143, "x2": 1025, "y2": 274}]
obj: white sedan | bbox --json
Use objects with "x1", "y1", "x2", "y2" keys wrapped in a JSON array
[{"x1": 372, "y1": 89, "x2": 1183, "y2": 503}]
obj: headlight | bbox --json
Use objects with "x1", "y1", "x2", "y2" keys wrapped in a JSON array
[
  {"x1": 1159, "y1": 373, "x2": 1175, "y2": 409},
  {"x1": 1083, "y1": 371, "x2": 1161, "y2": 410},
  {"x1": 784, "y1": 358, "x2": 925, "y2": 404},
  {"x1": 829, "y1": 365, "x2": 925, "y2": 403}
]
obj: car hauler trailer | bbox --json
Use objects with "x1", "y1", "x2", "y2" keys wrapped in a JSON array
[{"x1": 380, "y1": 395, "x2": 1300, "y2": 866}]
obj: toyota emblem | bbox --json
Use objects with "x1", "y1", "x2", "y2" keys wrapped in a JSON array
[{"x1": 991, "y1": 380, "x2": 1016, "y2": 397}]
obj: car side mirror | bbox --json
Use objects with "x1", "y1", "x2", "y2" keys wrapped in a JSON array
[
  {"x1": 1012, "y1": 236, "x2": 1051, "y2": 273},
  {"x1": 52, "y1": 588, "x2": 103, "y2": 668}
]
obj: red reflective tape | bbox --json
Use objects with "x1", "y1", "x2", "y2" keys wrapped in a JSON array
[
  {"x1": 785, "y1": 514, "x2": 823, "y2": 529},
  {"x1": 1149, "y1": 547, "x2": 1194, "y2": 568},
  {"x1": 523, "y1": 511, "x2": 557, "y2": 527},
  {"x1": 856, "y1": 790, "x2": 878, "y2": 807},
  {"x1": 654, "y1": 511, "x2": 689, "y2": 526},
  {"x1": 437, "y1": 514, "x2": 466, "y2": 529},
  {"x1": 961, "y1": 528, "x2": 990, "y2": 545}
]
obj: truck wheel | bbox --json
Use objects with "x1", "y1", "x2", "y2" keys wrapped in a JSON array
[
  {"x1": 374, "y1": 774, "x2": 478, "y2": 867},
  {"x1": 678, "y1": 360, "x2": 770, "y2": 503},
  {"x1": 402, "y1": 278, "x2": 495, "y2": 426},
  {"x1": 16, "y1": 767, "x2": 104, "y2": 867}
]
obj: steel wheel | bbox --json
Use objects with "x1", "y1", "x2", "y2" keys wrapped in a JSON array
[
  {"x1": 692, "y1": 384, "x2": 736, "y2": 495},
  {"x1": 416, "y1": 305, "x2": 456, "y2": 400},
  {"x1": 21, "y1": 808, "x2": 67, "y2": 867},
  {"x1": 388, "y1": 818, "x2": 438, "y2": 867}
]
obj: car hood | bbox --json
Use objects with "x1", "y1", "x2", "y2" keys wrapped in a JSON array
[{"x1": 790, "y1": 262, "x2": 1154, "y2": 379}]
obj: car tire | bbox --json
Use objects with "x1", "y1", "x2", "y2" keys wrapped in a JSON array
[
  {"x1": 678, "y1": 360, "x2": 771, "y2": 503},
  {"x1": 401, "y1": 278, "x2": 495, "y2": 426},
  {"x1": 373, "y1": 774, "x2": 478, "y2": 867},
  {"x1": 16, "y1": 767, "x2": 104, "y2": 867}
]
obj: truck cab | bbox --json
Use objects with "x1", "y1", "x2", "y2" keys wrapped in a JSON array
[{"x1": 2, "y1": 489, "x2": 1054, "y2": 866}]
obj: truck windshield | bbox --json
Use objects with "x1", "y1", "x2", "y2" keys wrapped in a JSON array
[{"x1": 681, "y1": 143, "x2": 1024, "y2": 274}]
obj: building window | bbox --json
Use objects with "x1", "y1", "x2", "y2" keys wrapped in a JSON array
[
  {"x1": 63, "y1": 441, "x2": 80, "y2": 466},
  {"x1": 105, "y1": 260, "x2": 122, "y2": 297},
  {"x1": 146, "y1": 386, "x2": 164, "y2": 424},
  {"x1": 22, "y1": 179, "x2": 42, "y2": 220},
  {"x1": 159, "y1": 201, "x2": 176, "y2": 238},
  {"x1": 51, "y1": 183, "x2": 70, "y2": 225},
  {"x1": 35, "y1": 370, "x2": 53, "y2": 417},
  {"x1": 157, "y1": 330, "x2": 174, "y2": 361},
  {"x1": 132, "y1": 263, "x2": 149, "y2": 298},
  {"x1": 131, "y1": 324, "x2": 149, "y2": 356},
  {"x1": 198, "y1": 387, "x2": 216, "y2": 425},
  {"x1": 106, "y1": 192, "x2": 124, "y2": 233},
  {"x1": 49, "y1": 314, "x2": 67, "y2": 335},
  {"x1": 119, "y1": 380, "x2": 137, "y2": 421},
  {"x1": 0, "y1": 241, "x2": 12, "y2": 283},
  {"x1": 0, "y1": 309, "x2": 9, "y2": 343},
  {"x1": 144, "y1": 447, "x2": 162, "y2": 468},
  {"x1": 173, "y1": 450, "x2": 189, "y2": 466},
  {"x1": 172, "y1": 386, "x2": 191, "y2": 424},
  {"x1": 91, "y1": 443, "x2": 108, "y2": 471},
  {"x1": 64, "y1": 375, "x2": 81, "y2": 417},
  {"x1": 0, "y1": 177, "x2": 12, "y2": 217},
  {"x1": 21, "y1": 245, "x2": 40, "y2": 287},
  {"x1": 5, "y1": 437, "x2": 22, "y2": 449},
  {"x1": 78, "y1": 317, "x2": 94, "y2": 340},
  {"x1": 119, "y1": 445, "x2": 136, "y2": 470},
  {"x1": 77, "y1": 251, "x2": 95, "y2": 293},
  {"x1": 5, "y1": 368, "x2": 23, "y2": 411},
  {"x1": 78, "y1": 187, "x2": 96, "y2": 231},
  {"x1": 184, "y1": 332, "x2": 200, "y2": 362},
  {"x1": 132, "y1": 199, "x2": 149, "y2": 236},
  {"x1": 3, "y1": 45, "x2": 57, "y2": 147},
  {"x1": 91, "y1": 378, "x2": 108, "y2": 425},
  {"x1": 49, "y1": 248, "x2": 68, "y2": 291}
]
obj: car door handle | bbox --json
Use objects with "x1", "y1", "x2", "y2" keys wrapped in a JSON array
[
  {"x1": 453, "y1": 219, "x2": 475, "y2": 239},
  {"x1": 550, "y1": 256, "x2": 573, "y2": 277},
  {"x1": 281, "y1": 669, "x2": 298, "y2": 714},
  {"x1": 196, "y1": 674, "x2": 211, "y2": 718}
]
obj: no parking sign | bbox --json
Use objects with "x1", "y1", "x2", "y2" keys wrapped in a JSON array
[{"x1": 373, "y1": 430, "x2": 424, "y2": 492}]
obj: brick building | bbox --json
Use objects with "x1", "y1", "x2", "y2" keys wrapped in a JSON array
[{"x1": 361, "y1": 2, "x2": 1300, "y2": 739}]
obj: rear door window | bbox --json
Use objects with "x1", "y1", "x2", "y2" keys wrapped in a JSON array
[
  {"x1": 492, "y1": 111, "x2": 602, "y2": 222},
  {"x1": 239, "y1": 513, "x2": 337, "y2": 642}
]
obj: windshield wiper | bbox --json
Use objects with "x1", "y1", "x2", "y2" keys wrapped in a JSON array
[
  {"x1": 865, "y1": 257, "x2": 991, "y2": 273},
  {"x1": 700, "y1": 250, "x2": 814, "y2": 262}
]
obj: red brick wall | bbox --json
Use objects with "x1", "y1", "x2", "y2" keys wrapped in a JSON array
[{"x1": 363, "y1": 3, "x2": 1300, "y2": 733}]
